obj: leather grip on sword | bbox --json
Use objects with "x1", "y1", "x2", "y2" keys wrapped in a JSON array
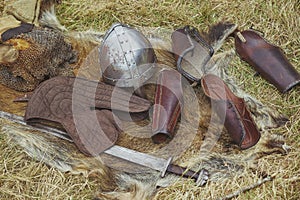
[
  {"x1": 167, "y1": 164, "x2": 197, "y2": 179},
  {"x1": 167, "y1": 164, "x2": 209, "y2": 186},
  {"x1": 160, "y1": 157, "x2": 208, "y2": 186}
]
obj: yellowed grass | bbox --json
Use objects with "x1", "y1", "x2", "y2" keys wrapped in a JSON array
[{"x1": 0, "y1": 0, "x2": 299, "y2": 199}]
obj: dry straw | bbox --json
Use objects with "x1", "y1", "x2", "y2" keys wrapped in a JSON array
[{"x1": 0, "y1": 0, "x2": 299, "y2": 199}]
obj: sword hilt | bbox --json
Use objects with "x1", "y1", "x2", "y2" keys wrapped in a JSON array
[{"x1": 161, "y1": 157, "x2": 209, "y2": 186}]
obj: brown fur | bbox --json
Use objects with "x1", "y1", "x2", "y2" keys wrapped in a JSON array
[
  {"x1": 40, "y1": 0, "x2": 62, "y2": 14},
  {"x1": 39, "y1": 0, "x2": 66, "y2": 31},
  {"x1": 0, "y1": 27, "x2": 76, "y2": 91},
  {"x1": 0, "y1": 3, "x2": 290, "y2": 200},
  {"x1": 203, "y1": 21, "x2": 237, "y2": 51},
  {"x1": 1, "y1": 30, "x2": 290, "y2": 199},
  {"x1": 64, "y1": 31, "x2": 103, "y2": 75}
]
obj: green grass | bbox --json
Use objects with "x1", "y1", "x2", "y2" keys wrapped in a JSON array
[
  {"x1": 57, "y1": 1, "x2": 300, "y2": 199},
  {"x1": 0, "y1": 0, "x2": 299, "y2": 199}
]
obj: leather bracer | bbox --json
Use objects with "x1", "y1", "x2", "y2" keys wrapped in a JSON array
[
  {"x1": 235, "y1": 30, "x2": 300, "y2": 93},
  {"x1": 151, "y1": 69, "x2": 184, "y2": 144},
  {"x1": 201, "y1": 74, "x2": 261, "y2": 149}
]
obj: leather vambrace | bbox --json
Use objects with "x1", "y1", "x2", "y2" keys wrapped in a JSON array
[
  {"x1": 151, "y1": 69, "x2": 184, "y2": 144},
  {"x1": 235, "y1": 30, "x2": 300, "y2": 93},
  {"x1": 201, "y1": 74, "x2": 261, "y2": 149}
]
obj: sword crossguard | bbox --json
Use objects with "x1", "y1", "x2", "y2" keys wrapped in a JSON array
[
  {"x1": 161, "y1": 157, "x2": 173, "y2": 177},
  {"x1": 160, "y1": 156, "x2": 209, "y2": 186}
]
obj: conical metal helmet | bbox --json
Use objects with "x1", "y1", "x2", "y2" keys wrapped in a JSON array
[{"x1": 99, "y1": 23, "x2": 156, "y2": 88}]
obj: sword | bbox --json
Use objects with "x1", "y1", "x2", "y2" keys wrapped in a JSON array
[{"x1": 0, "y1": 110, "x2": 209, "y2": 186}]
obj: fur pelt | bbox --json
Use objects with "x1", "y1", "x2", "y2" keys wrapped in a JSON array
[{"x1": 0, "y1": 2, "x2": 290, "y2": 200}]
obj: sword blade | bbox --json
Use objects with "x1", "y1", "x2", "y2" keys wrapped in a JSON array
[
  {"x1": 0, "y1": 110, "x2": 208, "y2": 185},
  {"x1": 0, "y1": 110, "x2": 72, "y2": 142},
  {"x1": 105, "y1": 145, "x2": 170, "y2": 173},
  {"x1": 0, "y1": 111, "x2": 170, "y2": 173}
]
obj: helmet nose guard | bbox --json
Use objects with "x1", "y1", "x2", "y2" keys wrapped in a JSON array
[{"x1": 99, "y1": 23, "x2": 157, "y2": 88}]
